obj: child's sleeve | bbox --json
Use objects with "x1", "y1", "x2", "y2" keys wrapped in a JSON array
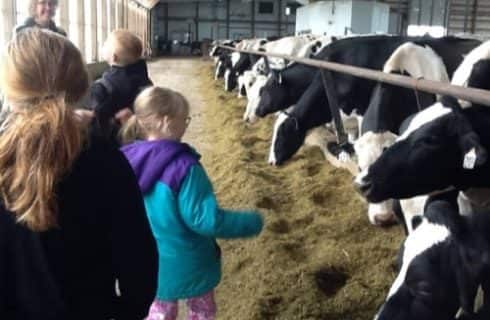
[
  {"x1": 89, "y1": 81, "x2": 116, "y2": 125},
  {"x1": 178, "y1": 164, "x2": 263, "y2": 239}
]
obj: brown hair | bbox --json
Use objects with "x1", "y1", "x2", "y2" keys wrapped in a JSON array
[
  {"x1": 105, "y1": 29, "x2": 143, "y2": 66},
  {"x1": 0, "y1": 29, "x2": 88, "y2": 231},
  {"x1": 28, "y1": 0, "x2": 59, "y2": 18},
  {"x1": 120, "y1": 86, "x2": 190, "y2": 144}
]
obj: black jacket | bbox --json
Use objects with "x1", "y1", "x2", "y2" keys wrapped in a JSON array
[
  {"x1": 89, "y1": 59, "x2": 153, "y2": 144},
  {"x1": 15, "y1": 18, "x2": 67, "y2": 36},
  {"x1": 0, "y1": 135, "x2": 158, "y2": 320}
]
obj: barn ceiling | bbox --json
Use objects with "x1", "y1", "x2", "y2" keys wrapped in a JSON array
[{"x1": 134, "y1": 0, "x2": 160, "y2": 9}]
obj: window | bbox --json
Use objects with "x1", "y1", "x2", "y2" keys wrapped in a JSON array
[
  {"x1": 15, "y1": 0, "x2": 29, "y2": 25},
  {"x1": 258, "y1": 2, "x2": 273, "y2": 14},
  {"x1": 286, "y1": 2, "x2": 299, "y2": 15}
]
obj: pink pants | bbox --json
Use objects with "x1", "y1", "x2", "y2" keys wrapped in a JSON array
[{"x1": 146, "y1": 291, "x2": 216, "y2": 320}]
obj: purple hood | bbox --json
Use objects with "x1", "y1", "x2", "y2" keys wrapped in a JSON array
[{"x1": 121, "y1": 139, "x2": 200, "y2": 194}]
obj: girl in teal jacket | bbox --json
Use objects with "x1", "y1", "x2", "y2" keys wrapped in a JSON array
[{"x1": 120, "y1": 86, "x2": 263, "y2": 320}]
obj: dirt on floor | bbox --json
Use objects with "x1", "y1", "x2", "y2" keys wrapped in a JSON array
[{"x1": 149, "y1": 57, "x2": 404, "y2": 320}]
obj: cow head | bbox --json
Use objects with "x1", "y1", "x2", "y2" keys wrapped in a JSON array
[
  {"x1": 255, "y1": 70, "x2": 288, "y2": 118},
  {"x1": 354, "y1": 131, "x2": 398, "y2": 226},
  {"x1": 355, "y1": 98, "x2": 488, "y2": 203},
  {"x1": 214, "y1": 55, "x2": 229, "y2": 80},
  {"x1": 375, "y1": 191, "x2": 490, "y2": 320},
  {"x1": 244, "y1": 75, "x2": 269, "y2": 123},
  {"x1": 268, "y1": 111, "x2": 306, "y2": 166},
  {"x1": 224, "y1": 69, "x2": 239, "y2": 92}
]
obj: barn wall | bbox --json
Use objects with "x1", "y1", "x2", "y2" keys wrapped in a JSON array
[{"x1": 152, "y1": 0, "x2": 297, "y2": 43}]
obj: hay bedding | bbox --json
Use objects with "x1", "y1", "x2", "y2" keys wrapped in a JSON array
[{"x1": 196, "y1": 64, "x2": 404, "y2": 320}]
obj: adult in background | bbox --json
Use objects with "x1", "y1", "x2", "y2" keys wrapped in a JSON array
[
  {"x1": 0, "y1": 29, "x2": 157, "y2": 320},
  {"x1": 15, "y1": 0, "x2": 66, "y2": 36}
]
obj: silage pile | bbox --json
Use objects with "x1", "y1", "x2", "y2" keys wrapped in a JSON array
[{"x1": 196, "y1": 65, "x2": 404, "y2": 320}]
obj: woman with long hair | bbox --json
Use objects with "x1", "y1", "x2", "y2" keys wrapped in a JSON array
[{"x1": 0, "y1": 29, "x2": 157, "y2": 320}]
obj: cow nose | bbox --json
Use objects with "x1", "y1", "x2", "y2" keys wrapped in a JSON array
[{"x1": 353, "y1": 178, "x2": 372, "y2": 197}]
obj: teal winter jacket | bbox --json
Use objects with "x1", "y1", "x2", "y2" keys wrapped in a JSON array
[{"x1": 121, "y1": 139, "x2": 263, "y2": 300}]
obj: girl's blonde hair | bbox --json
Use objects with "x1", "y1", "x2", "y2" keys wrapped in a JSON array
[
  {"x1": 29, "y1": 0, "x2": 59, "y2": 18},
  {"x1": 0, "y1": 29, "x2": 88, "y2": 231},
  {"x1": 120, "y1": 86, "x2": 190, "y2": 144}
]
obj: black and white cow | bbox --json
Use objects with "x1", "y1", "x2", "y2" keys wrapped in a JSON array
[
  {"x1": 355, "y1": 42, "x2": 490, "y2": 203},
  {"x1": 269, "y1": 36, "x2": 481, "y2": 166},
  {"x1": 248, "y1": 63, "x2": 319, "y2": 122},
  {"x1": 237, "y1": 36, "x2": 332, "y2": 100},
  {"x1": 242, "y1": 36, "x2": 335, "y2": 120},
  {"x1": 375, "y1": 190, "x2": 490, "y2": 320},
  {"x1": 355, "y1": 94, "x2": 490, "y2": 203},
  {"x1": 224, "y1": 39, "x2": 266, "y2": 91},
  {"x1": 354, "y1": 42, "x2": 450, "y2": 226}
]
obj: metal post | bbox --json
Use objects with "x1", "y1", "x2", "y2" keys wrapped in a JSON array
[
  {"x1": 278, "y1": 0, "x2": 282, "y2": 36},
  {"x1": 195, "y1": 1, "x2": 199, "y2": 41},
  {"x1": 429, "y1": 0, "x2": 435, "y2": 26},
  {"x1": 251, "y1": 0, "x2": 255, "y2": 37},
  {"x1": 444, "y1": 0, "x2": 451, "y2": 34},
  {"x1": 471, "y1": 0, "x2": 478, "y2": 34},
  {"x1": 164, "y1": 3, "x2": 168, "y2": 41},
  {"x1": 463, "y1": 0, "x2": 470, "y2": 32},
  {"x1": 321, "y1": 70, "x2": 349, "y2": 147},
  {"x1": 226, "y1": 0, "x2": 230, "y2": 39},
  {"x1": 418, "y1": 0, "x2": 422, "y2": 25}
]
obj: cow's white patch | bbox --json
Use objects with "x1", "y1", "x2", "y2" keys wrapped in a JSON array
[
  {"x1": 354, "y1": 131, "x2": 398, "y2": 171},
  {"x1": 243, "y1": 75, "x2": 269, "y2": 122},
  {"x1": 230, "y1": 52, "x2": 241, "y2": 68},
  {"x1": 214, "y1": 61, "x2": 222, "y2": 80},
  {"x1": 268, "y1": 111, "x2": 290, "y2": 165},
  {"x1": 237, "y1": 74, "x2": 246, "y2": 98},
  {"x1": 387, "y1": 219, "x2": 450, "y2": 299},
  {"x1": 224, "y1": 69, "x2": 231, "y2": 91},
  {"x1": 400, "y1": 195, "x2": 428, "y2": 233},
  {"x1": 463, "y1": 147, "x2": 477, "y2": 169},
  {"x1": 451, "y1": 41, "x2": 490, "y2": 108},
  {"x1": 397, "y1": 102, "x2": 451, "y2": 141},
  {"x1": 383, "y1": 42, "x2": 449, "y2": 85},
  {"x1": 367, "y1": 202, "x2": 395, "y2": 225},
  {"x1": 354, "y1": 168, "x2": 369, "y2": 187},
  {"x1": 452, "y1": 41, "x2": 490, "y2": 87}
]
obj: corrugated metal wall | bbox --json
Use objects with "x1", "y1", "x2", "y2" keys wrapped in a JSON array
[{"x1": 447, "y1": 0, "x2": 490, "y2": 36}]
